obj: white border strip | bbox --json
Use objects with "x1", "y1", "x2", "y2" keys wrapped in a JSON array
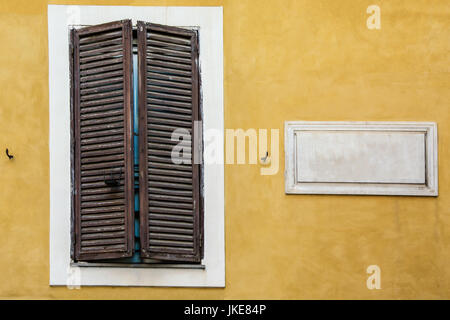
[
  {"x1": 49, "y1": 5, "x2": 224, "y2": 287},
  {"x1": 285, "y1": 121, "x2": 438, "y2": 196}
]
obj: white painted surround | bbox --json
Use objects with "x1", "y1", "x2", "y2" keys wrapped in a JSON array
[
  {"x1": 48, "y1": 5, "x2": 224, "y2": 287},
  {"x1": 285, "y1": 121, "x2": 438, "y2": 196}
]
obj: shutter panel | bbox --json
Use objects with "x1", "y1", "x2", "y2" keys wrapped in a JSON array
[
  {"x1": 137, "y1": 22, "x2": 202, "y2": 262},
  {"x1": 71, "y1": 20, "x2": 134, "y2": 261}
]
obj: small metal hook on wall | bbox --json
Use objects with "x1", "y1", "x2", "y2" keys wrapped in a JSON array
[
  {"x1": 260, "y1": 151, "x2": 270, "y2": 164},
  {"x1": 261, "y1": 151, "x2": 269, "y2": 162},
  {"x1": 5, "y1": 148, "x2": 14, "y2": 160}
]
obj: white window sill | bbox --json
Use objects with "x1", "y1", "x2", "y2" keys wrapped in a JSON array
[{"x1": 71, "y1": 262, "x2": 205, "y2": 269}]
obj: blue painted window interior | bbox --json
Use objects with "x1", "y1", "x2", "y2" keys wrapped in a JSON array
[{"x1": 131, "y1": 53, "x2": 141, "y2": 263}]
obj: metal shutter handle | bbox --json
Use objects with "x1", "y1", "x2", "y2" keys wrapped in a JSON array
[{"x1": 104, "y1": 168, "x2": 122, "y2": 187}]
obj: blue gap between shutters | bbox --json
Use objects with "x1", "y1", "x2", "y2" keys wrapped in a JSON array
[{"x1": 130, "y1": 53, "x2": 141, "y2": 263}]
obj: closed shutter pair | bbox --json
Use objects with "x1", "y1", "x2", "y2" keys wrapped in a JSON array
[{"x1": 71, "y1": 20, "x2": 202, "y2": 263}]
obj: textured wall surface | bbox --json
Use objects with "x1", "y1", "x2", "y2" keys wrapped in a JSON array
[{"x1": 0, "y1": 0, "x2": 448, "y2": 299}]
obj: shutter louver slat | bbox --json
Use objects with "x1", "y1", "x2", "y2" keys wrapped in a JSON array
[
  {"x1": 147, "y1": 72, "x2": 192, "y2": 84},
  {"x1": 149, "y1": 216, "x2": 193, "y2": 225},
  {"x1": 79, "y1": 103, "x2": 124, "y2": 115},
  {"x1": 148, "y1": 98, "x2": 192, "y2": 108},
  {"x1": 80, "y1": 67, "x2": 123, "y2": 79},
  {"x1": 138, "y1": 22, "x2": 202, "y2": 263},
  {"x1": 71, "y1": 20, "x2": 134, "y2": 261}
]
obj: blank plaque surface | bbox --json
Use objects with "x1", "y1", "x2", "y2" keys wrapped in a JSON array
[{"x1": 285, "y1": 122, "x2": 438, "y2": 196}]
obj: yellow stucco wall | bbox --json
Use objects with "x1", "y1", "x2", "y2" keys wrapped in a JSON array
[{"x1": 0, "y1": 0, "x2": 449, "y2": 299}]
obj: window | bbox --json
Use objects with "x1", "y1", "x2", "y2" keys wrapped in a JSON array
[
  {"x1": 49, "y1": 5, "x2": 224, "y2": 287},
  {"x1": 71, "y1": 20, "x2": 202, "y2": 264}
]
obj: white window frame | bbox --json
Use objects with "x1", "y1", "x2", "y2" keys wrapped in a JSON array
[{"x1": 48, "y1": 5, "x2": 224, "y2": 287}]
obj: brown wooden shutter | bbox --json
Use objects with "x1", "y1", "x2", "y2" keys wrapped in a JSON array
[
  {"x1": 137, "y1": 22, "x2": 202, "y2": 262},
  {"x1": 71, "y1": 20, "x2": 134, "y2": 261}
]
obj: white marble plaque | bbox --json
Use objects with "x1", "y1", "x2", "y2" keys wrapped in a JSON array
[{"x1": 285, "y1": 122, "x2": 438, "y2": 196}]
